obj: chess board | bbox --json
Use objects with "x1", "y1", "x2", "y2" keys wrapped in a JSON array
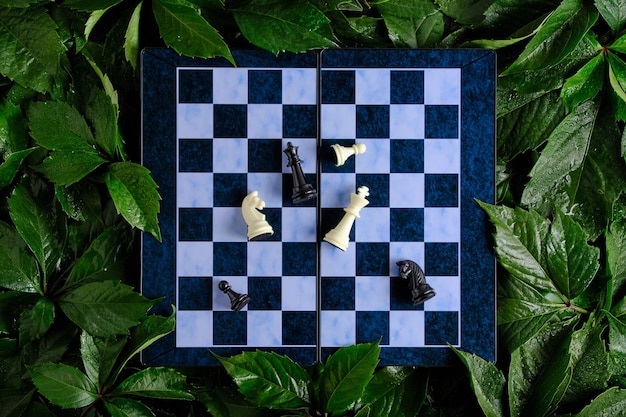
[{"x1": 141, "y1": 49, "x2": 496, "y2": 366}]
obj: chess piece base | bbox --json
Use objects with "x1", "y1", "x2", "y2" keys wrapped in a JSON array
[
  {"x1": 323, "y1": 228, "x2": 349, "y2": 251},
  {"x1": 247, "y1": 220, "x2": 274, "y2": 241},
  {"x1": 412, "y1": 284, "x2": 436, "y2": 305},
  {"x1": 292, "y1": 185, "x2": 317, "y2": 203}
]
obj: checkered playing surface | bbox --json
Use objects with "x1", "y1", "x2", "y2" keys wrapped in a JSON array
[{"x1": 141, "y1": 49, "x2": 496, "y2": 366}]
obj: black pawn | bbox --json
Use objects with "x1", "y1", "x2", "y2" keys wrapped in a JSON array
[
  {"x1": 218, "y1": 280, "x2": 250, "y2": 312},
  {"x1": 283, "y1": 142, "x2": 317, "y2": 203}
]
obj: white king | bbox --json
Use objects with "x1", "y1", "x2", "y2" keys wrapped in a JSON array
[
  {"x1": 331, "y1": 143, "x2": 366, "y2": 167},
  {"x1": 324, "y1": 186, "x2": 370, "y2": 251}
]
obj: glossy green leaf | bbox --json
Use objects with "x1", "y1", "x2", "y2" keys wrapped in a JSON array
[
  {"x1": 435, "y1": 0, "x2": 492, "y2": 25},
  {"x1": 595, "y1": 0, "x2": 626, "y2": 33},
  {"x1": 382, "y1": 12, "x2": 444, "y2": 48},
  {"x1": 0, "y1": 6, "x2": 66, "y2": 93},
  {"x1": 576, "y1": 387, "x2": 626, "y2": 417},
  {"x1": 34, "y1": 150, "x2": 106, "y2": 186},
  {"x1": 479, "y1": 0, "x2": 560, "y2": 36},
  {"x1": 546, "y1": 210, "x2": 600, "y2": 299},
  {"x1": 55, "y1": 182, "x2": 103, "y2": 223},
  {"x1": 114, "y1": 367, "x2": 194, "y2": 400},
  {"x1": 0, "y1": 99, "x2": 28, "y2": 158},
  {"x1": 319, "y1": 341, "x2": 380, "y2": 414},
  {"x1": 152, "y1": 0, "x2": 234, "y2": 65},
  {"x1": 607, "y1": 314, "x2": 626, "y2": 377},
  {"x1": 216, "y1": 350, "x2": 311, "y2": 409},
  {"x1": 80, "y1": 331, "x2": 125, "y2": 389},
  {"x1": 28, "y1": 101, "x2": 95, "y2": 152},
  {"x1": 358, "y1": 366, "x2": 426, "y2": 417},
  {"x1": 85, "y1": 87, "x2": 121, "y2": 160},
  {"x1": 563, "y1": 326, "x2": 609, "y2": 404},
  {"x1": 62, "y1": 0, "x2": 123, "y2": 11},
  {"x1": 610, "y1": 32, "x2": 626, "y2": 54},
  {"x1": 452, "y1": 348, "x2": 505, "y2": 417},
  {"x1": 195, "y1": 386, "x2": 266, "y2": 417},
  {"x1": 561, "y1": 53, "x2": 605, "y2": 112},
  {"x1": 104, "y1": 396, "x2": 155, "y2": 417},
  {"x1": 230, "y1": 0, "x2": 338, "y2": 54},
  {"x1": 502, "y1": 0, "x2": 598, "y2": 76},
  {"x1": 19, "y1": 297, "x2": 54, "y2": 345},
  {"x1": 0, "y1": 221, "x2": 40, "y2": 293},
  {"x1": 124, "y1": 1, "x2": 142, "y2": 70},
  {"x1": 607, "y1": 220, "x2": 626, "y2": 303},
  {"x1": 30, "y1": 363, "x2": 97, "y2": 409},
  {"x1": 0, "y1": 148, "x2": 36, "y2": 190},
  {"x1": 58, "y1": 280, "x2": 157, "y2": 337},
  {"x1": 105, "y1": 162, "x2": 161, "y2": 241},
  {"x1": 374, "y1": 0, "x2": 436, "y2": 18}
]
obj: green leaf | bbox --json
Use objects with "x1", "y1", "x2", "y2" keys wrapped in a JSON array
[
  {"x1": 114, "y1": 367, "x2": 194, "y2": 400},
  {"x1": 85, "y1": 87, "x2": 121, "y2": 160},
  {"x1": 105, "y1": 162, "x2": 161, "y2": 241},
  {"x1": 595, "y1": 0, "x2": 626, "y2": 33},
  {"x1": 382, "y1": 12, "x2": 444, "y2": 48},
  {"x1": 104, "y1": 396, "x2": 156, "y2": 417},
  {"x1": 0, "y1": 99, "x2": 28, "y2": 158},
  {"x1": 19, "y1": 297, "x2": 54, "y2": 345},
  {"x1": 0, "y1": 6, "x2": 66, "y2": 93},
  {"x1": 359, "y1": 367, "x2": 427, "y2": 417},
  {"x1": 0, "y1": 148, "x2": 36, "y2": 190},
  {"x1": 0, "y1": 388, "x2": 35, "y2": 417},
  {"x1": 452, "y1": 348, "x2": 505, "y2": 417},
  {"x1": 610, "y1": 32, "x2": 626, "y2": 54},
  {"x1": 124, "y1": 1, "x2": 142, "y2": 71},
  {"x1": 216, "y1": 350, "x2": 311, "y2": 409},
  {"x1": 230, "y1": 0, "x2": 338, "y2": 54},
  {"x1": 30, "y1": 363, "x2": 98, "y2": 409},
  {"x1": 546, "y1": 210, "x2": 600, "y2": 299},
  {"x1": 576, "y1": 387, "x2": 626, "y2": 416},
  {"x1": 502, "y1": 0, "x2": 598, "y2": 76},
  {"x1": 152, "y1": 0, "x2": 234, "y2": 65},
  {"x1": 319, "y1": 341, "x2": 380, "y2": 414},
  {"x1": 80, "y1": 331, "x2": 125, "y2": 389},
  {"x1": 195, "y1": 386, "x2": 266, "y2": 417},
  {"x1": 0, "y1": 221, "x2": 40, "y2": 293},
  {"x1": 607, "y1": 314, "x2": 626, "y2": 377},
  {"x1": 34, "y1": 150, "x2": 106, "y2": 186},
  {"x1": 28, "y1": 101, "x2": 95, "y2": 152},
  {"x1": 58, "y1": 280, "x2": 157, "y2": 337},
  {"x1": 607, "y1": 220, "x2": 626, "y2": 303},
  {"x1": 374, "y1": 0, "x2": 436, "y2": 18},
  {"x1": 560, "y1": 53, "x2": 605, "y2": 112},
  {"x1": 62, "y1": 0, "x2": 123, "y2": 11},
  {"x1": 435, "y1": 0, "x2": 492, "y2": 25},
  {"x1": 55, "y1": 182, "x2": 103, "y2": 223}
]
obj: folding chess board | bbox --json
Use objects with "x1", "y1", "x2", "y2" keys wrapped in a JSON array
[{"x1": 141, "y1": 48, "x2": 496, "y2": 366}]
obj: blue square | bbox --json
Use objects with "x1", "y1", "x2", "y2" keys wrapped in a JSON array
[
  {"x1": 179, "y1": 139, "x2": 212, "y2": 172},
  {"x1": 390, "y1": 208, "x2": 423, "y2": 242},
  {"x1": 283, "y1": 311, "x2": 316, "y2": 345},
  {"x1": 425, "y1": 105, "x2": 458, "y2": 139},
  {"x1": 356, "y1": 174, "x2": 389, "y2": 207},
  {"x1": 213, "y1": 311, "x2": 247, "y2": 345},
  {"x1": 425, "y1": 174, "x2": 458, "y2": 207},
  {"x1": 425, "y1": 243, "x2": 458, "y2": 276},
  {"x1": 322, "y1": 70, "x2": 355, "y2": 104},
  {"x1": 282, "y1": 243, "x2": 316, "y2": 276},
  {"x1": 356, "y1": 243, "x2": 389, "y2": 276},
  {"x1": 179, "y1": 208, "x2": 212, "y2": 241},
  {"x1": 425, "y1": 311, "x2": 458, "y2": 345},
  {"x1": 390, "y1": 275, "x2": 425, "y2": 310},
  {"x1": 390, "y1": 70, "x2": 424, "y2": 104},
  {"x1": 179, "y1": 70, "x2": 212, "y2": 103},
  {"x1": 178, "y1": 277, "x2": 212, "y2": 310},
  {"x1": 213, "y1": 173, "x2": 247, "y2": 207},
  {"x1": 214, "y1": 105, "x2": 247, "y2": 138},
  {"x1": 214, "y1": 242, "x2": 247, "y2": 276},
  {"x1": 248, "y1": 139, "x2": 282, "y2": 172},
  {"x1": 248, "y1": 277, "x2": 281, "y2": 310},
  {"x1": 356, "y1": 105, "x2": 389, "y2": 138},
  {"x1": 321, "y1": 139, "x2": 356, "y2": 173},
  {"x1": 262, "y1": 209, "x2": 282, "y2": 241},
  {"x1": 248, "y1": 70, "x2": 282, "y2": 104},
  {"x1": 321, "y1": 277, "x2": 355, "y2": 310},
  {"x1": 357, "y1": 311, "x2": 389, "y2": 344},
  {"x1": 390, "y1": 139, "x2": 423, "y2": 173},
  {"x1": 283, "y1": 105, "x2": 317, "y2": 138}
]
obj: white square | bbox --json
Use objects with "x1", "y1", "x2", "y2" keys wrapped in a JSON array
[
  {"x1": 389, "y1": 242, "x2": 424, "y2": 275},
  {"x1": 212, "y1": 207, "x2": 247, "y2": 242},
  {"x1": 176, "y1": 310, "x2": 212, "y2": 347},
  {"x1": 321, "y1": 173, "x2": 356, "y2": 208},
  {"x1": 389, "y1": 311, "x2": 424, "y2": 347},
  {"x1": 424, "y1": 69, "x2": 461, "y2": 105},
  {"x1": 424, "y1": 276, "x2": 460, "y2": 312},
  {"x1": 212, "y1": 276, "x2": 248, "y2": 311},
  {"x1": 389, "y1": 104, "x2": 424, "y2": 139},
  {"x1": 213, "y1": 138, "x2": 248, "y2": 173},
  {"x1": 247, "y1": 242, "x2": 282, "y2": 276},
  {"x1": 355, "y1": 276, "x2": 390, "y2": 311},
  {"x1": 424, "y1": 139, "x2": 460, "y2": 173},
  {"x1": 177, "y1": 104, "x2": 213, "y2": 139},
  {"x1": 282, "y1": 69, "x2": 317, "y2": 105},
  {"x1": 248, "y1": 104, "x2": 283, "y2": 138},
  {"x1": 282, "y1": 138, "x2": 317, "y2": 174},
  {"x1": 177, "y1": 173, "x2": 213, "y2": 208},
  {"x1": 321, "y1": 105, "x2": 356, "y2": 139},
  {"x1": 355, "y1": 69, "x2": 390, "y2": 105},
  {"x1": 355, "y1": 139, "x2": 390, "y2": 173},
  {"x1": 424, "y1": 208, "x2": 460, "y2": 242},
  {"x1": 246, "y1": 173, "x2": 283, "y2": 208},
  {"x1": 177, "y1": 242, "x2": 212, "y2": 276},
  {"x1": 213, "y1": 68, "x2": 248, "y2": 104},
  {"x1": 282, "y1": 276, "x2": 317, "y2": 311},
  {"x1": 321, "y1": 242, "x2": 356, "y2": 276},
  {"x1": 356, "y1": 207, "x2": 389, "y2": 242},
  {"x1": 321, "y1": 311, "x2": 356, "y2": 346},
  {"x1": 390, "y1": 173, "x2": 424, "y2": 208},
  {"x1": 282, "y1": 207, "x2": 317, "y2": 242},
  {"x1": 247, "y1": 311, "x2": 282, "y2": 346}
]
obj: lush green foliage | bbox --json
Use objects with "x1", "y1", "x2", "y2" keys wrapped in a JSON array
[{"x1": 2, "y1": 0, "x2": 626, "y2": 416}]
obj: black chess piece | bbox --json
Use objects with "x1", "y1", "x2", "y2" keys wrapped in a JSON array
[
  {"x1": 396, "y1": 260, "x2": 436, "y2": 305},
  {"x1": 283, "y1": 141, "x2": 317, "y2": 203},
  {"x1": 218, "y1": 280, "x2": 250, "y2": 312}
]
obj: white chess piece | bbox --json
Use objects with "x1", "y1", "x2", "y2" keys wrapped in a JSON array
[
  {"x1": 331, "y1": 143, "x2": 367, "y2": 166},
  {"x1": 241, "y1": 191, "x2": 274, "y2": 241},
  {"x1": 324, "y1": 186, "x2": 370, "y2": 251}
]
